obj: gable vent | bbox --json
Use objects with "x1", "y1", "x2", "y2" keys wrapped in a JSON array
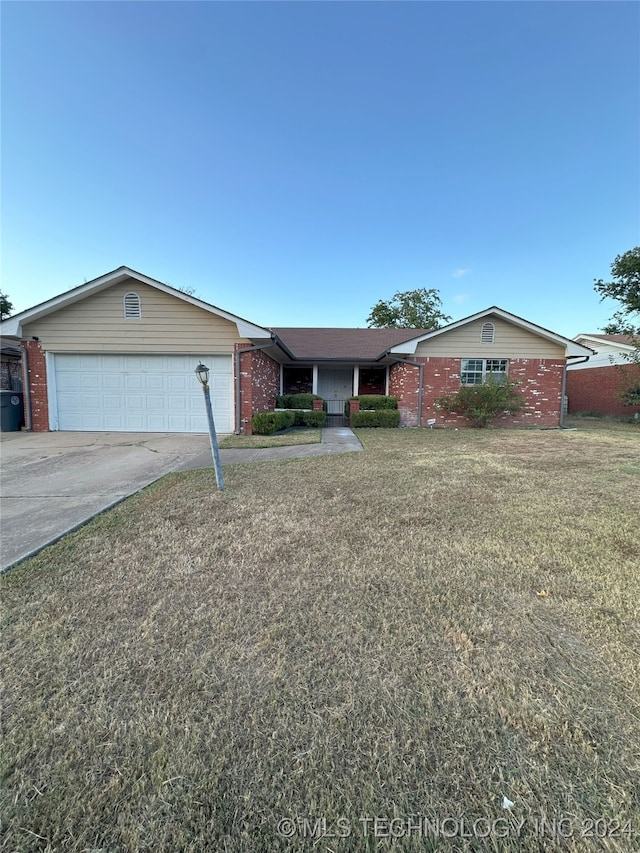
[
  {"x1": 123, "y1": 292, "x2": 141, "y2": 319},
  {"x1": 481, "y1": 321, "x2": 495, "y2": 343}
]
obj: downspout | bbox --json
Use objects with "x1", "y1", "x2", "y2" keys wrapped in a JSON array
[
  {"x1": 559, "y1": 364, "x2": 568, "y2": 429},
  {"x1": 389, "y1": 357, "x2": 424, "y2": 426},
  {"x1": 235, "y1": 342, "x2": 281, "y2": 434},
  {"x1": 20, "y1": 342, "x2": 33, "y2": 431},
  {"x1": 560, "y1": 355, "x2": 590, "y2": 429}
]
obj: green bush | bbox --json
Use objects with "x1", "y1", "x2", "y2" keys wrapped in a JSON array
[
  {"x1": 276, "y1": 393, "x2": 325, "y2": 410},
  {"x1": 344, "y1": 395, "x2": 398, "y2": 416},
  {"x1": 621, "y1": 385, "x2": 640, "y2": 406},
  {"x1": 251, "y1": 410, "x2": 296, "y2": 435},
  {"x1": 351, "y1": 409, "x2": 401, "y2": 428},
  {"x1": 301, "y1": 410, "x2": 326, "y2": 427},
  {"x1": 434, "y1": 380, "x2": 525, "y2": 428}
]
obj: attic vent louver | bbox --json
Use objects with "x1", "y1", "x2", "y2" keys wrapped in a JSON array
[
  {"x1": 481, "y1": 321, "x2": 495, "y2": 343},
  {"x1": 124, "y1": 292, "x2": 141, "y2": 320}
]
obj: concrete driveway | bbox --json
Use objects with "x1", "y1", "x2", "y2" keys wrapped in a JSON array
[
  {"x1": 0, "y1": 431, "x2": 213, "y2": 571},
  {"x1": 1, "y1": 427, "x2": 363, "y2": 572}
]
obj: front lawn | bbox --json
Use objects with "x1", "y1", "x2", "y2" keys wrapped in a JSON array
[
  {"x1": 218, "y1": 428, "x2": 322, "y2": 450},
  {"x1": 2, "y1": 427, "x2": 639, "y2": 852}
]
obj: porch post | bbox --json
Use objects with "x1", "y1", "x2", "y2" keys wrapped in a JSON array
[
  {"x1": 353, "y1": 365, "x2": 359, "y2": 396},
  {"x1": 312, "y1": 364, "x2": 318, "y2": 395}
]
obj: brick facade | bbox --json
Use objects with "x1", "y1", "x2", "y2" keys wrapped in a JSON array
[
  {"x1": 390, "y1": 357, "x2": 565, "y2": 428},
  {"x1": 1, "y1": 357, "x2": 22, "y2": 391},
  {"x1": 21, "y1": 340, "x2": 49, "y2": 431},
  {"x1": 566, "y1": 365, "x2": 640, "y2": 417},
  {"x1": 235, "y1": 345, "x2": 281, "y2": 434},
  {"x1": 18, "y1": 340, "x2": 574, "y2": 435}
]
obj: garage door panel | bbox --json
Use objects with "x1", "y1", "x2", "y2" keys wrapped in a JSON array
[
  {"x1": 211, "y1": 376, "x2": 230, "y2": 392},
  {"x1": 125, "y1": 415, "x2": 145, "y2": 431},
  {"x1": 55, "y1": 374, "x2": 80, "y2": 392},
  {"x1": 146, "y1": 376, "x2": 164, "y2": 391},
  {"x1": 103, "y1": 414, "x2": 125, "y2": 430},
  {"x1": 124, "y1": 375, "x2": 144, "y2": 391},
  {"x1": 103, "y1": 375, "x2": 124, "y2": 391},
  {"x1": 165, "y1": 376, "x2": 188, "y2": 392},
  {"x1": 81, "y1": 375, "x2": 102, "y2": 391},
  {"x1": 53, "y1": 354, "x2": 233, "y2": 433},
  {"x1": 85, "y1": 355, "x2": 106, "y2": 370},
  {"x1": 167, "y1": 396, "x2": 188, "y2": 411}
]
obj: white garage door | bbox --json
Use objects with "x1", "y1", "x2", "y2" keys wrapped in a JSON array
[{"x1": 52, "y1": 354, "x2": 233, "y2": 433}]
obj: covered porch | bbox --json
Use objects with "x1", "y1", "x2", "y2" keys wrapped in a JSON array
[{"x1": 282, "y1": 364, "x2": 389, "y2": 425}]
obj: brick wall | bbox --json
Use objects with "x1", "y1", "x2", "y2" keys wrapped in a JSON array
[
  {"x1": 235, "y1": 345, "x2": 281, "y2": 434},
  {"x1": 1, "y1": 358, "x2": 22, "y2": 391},
  {"x1": 566, "y1": 365, "x2": 640, "y2": 417},
  {"x1": 390, "y1": 357, "x2": 566, "y2": 428},
  {"x1": 22, "y1": 340, "x2": 49, "y2": 431}
]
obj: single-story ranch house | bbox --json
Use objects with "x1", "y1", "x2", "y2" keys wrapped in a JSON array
[{"x1": 1, "y1": 266, "x2": 594, "y2": 433}]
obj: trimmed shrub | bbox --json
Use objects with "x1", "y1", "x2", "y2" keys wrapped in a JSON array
[
  {"x1": 251, "y1": 410, "x2": 296, "y2": 435},
  {"x1": 276, "y1": 393, "x2": 325, "y2": 410},
  {"x1": 351, "y1": 409, "x2": 401, "y2": 428},
  {"x1": 301, "y1": 410, "x2": 326, "y2": 427},
  {"x1": 345, "y1": 395, "x2": 398, "y2": 416},
  {"x1": 434, "y1": 380, "x2": 525, "y2": 428}
]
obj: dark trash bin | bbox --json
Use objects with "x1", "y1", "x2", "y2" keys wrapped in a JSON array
[{"x1": 0, "y1": 391, "x2": 24, "y2": 431}]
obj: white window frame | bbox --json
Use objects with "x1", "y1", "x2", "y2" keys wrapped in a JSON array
[
  {"x1": 123, "y1": 292, "x2": 141, "y2": 319},
  {"x1": 460, "y1": 358, "x2": 508, "y2": 385}
]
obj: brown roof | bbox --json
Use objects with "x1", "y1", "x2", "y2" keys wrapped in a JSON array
[
  {"x1": 270, "y1": 327, "x2": 432, "y2": 360},
  {"x1": 582, "y1": 333, "x2": 637, "y2": 346}
]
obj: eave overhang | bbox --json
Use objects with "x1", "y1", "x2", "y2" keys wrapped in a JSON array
[
  {"x1": 387, "y1": 306, "x2": 594, "y2": 359},
  {"x1": 0, "y1": 266, "x2": 271, "y2": 340}
]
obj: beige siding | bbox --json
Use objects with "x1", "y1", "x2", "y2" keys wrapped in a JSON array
[
  {"x1": 414, "y1": 317, "x2": 565, "y2": 358},
  {"x1": 23, "y1": 280, "x2": 250, "y2": 353}
]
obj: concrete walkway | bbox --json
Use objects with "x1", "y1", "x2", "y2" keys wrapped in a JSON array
[{"x1": 1, "y1": 428, "x2": 361, "y2": 571}]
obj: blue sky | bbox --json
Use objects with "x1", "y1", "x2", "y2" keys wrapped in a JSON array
[{"x1": 2, "y1": 1, "x2": 638, "y2": 336}]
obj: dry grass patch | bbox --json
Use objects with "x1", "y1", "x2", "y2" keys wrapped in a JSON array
[
  {"x1": 219, "y1": 428, "x2": 321, "y2": 449},
  {"x1": 2, "y1": 427, "x2": 639, "y2": 852}
]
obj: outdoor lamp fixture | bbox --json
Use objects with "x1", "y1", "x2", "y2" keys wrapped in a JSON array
[
  {"x1": 194, "y1": 362, "x2": 224, "y2": 491},
  {"x1": 195, "y1": 362, "x2": 210, "y2": 389}
]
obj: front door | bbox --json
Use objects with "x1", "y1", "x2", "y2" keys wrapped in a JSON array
[{"x1": 317, "y1": 369, "x2": 353, "y2": 417}]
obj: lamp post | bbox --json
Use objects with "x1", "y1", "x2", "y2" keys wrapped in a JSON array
[{"x1": 195, "y1": 362, "x2": 224, "y2": 491}]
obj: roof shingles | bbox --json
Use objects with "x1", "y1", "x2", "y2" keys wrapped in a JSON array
[{"x1": 270, "y1": 327, "x2": 432, "y2": 360}]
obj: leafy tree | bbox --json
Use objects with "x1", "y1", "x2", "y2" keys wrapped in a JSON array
[
  {"x1": 367, "y1": 288, "x2": 451, "y2": 329},
  {"x1": 594, "y1": 247, "x2": 640, "y2": 407},
  {"x1": 594, "y1": 247, "x2": 640, "y2": 336},
  {"x1": 0, "y1": 292, "x2": 13, "y2": 321},
  {"x1": 434, "y1": 379, "x2": 526, "y2": 428},
  {"x1": 620, "y1": 383, "x2": 640, "y2": 407}
]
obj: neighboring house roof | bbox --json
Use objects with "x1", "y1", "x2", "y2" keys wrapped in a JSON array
[
  {"x1": 573, "y1": 333, "x2": 637, "y2": 350},
  {"x1": 387, "y1": 306, "x2": 594, "y2": 358},
  {"x1": 0, "y1": 266, "x2": 271, "y2": 340},
  {"x1": 270, "y1": 327, "x2": 433, "y2": 361},
  {"x1": 568, "y1": 333, "x2": 637, "y2": 370}
]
